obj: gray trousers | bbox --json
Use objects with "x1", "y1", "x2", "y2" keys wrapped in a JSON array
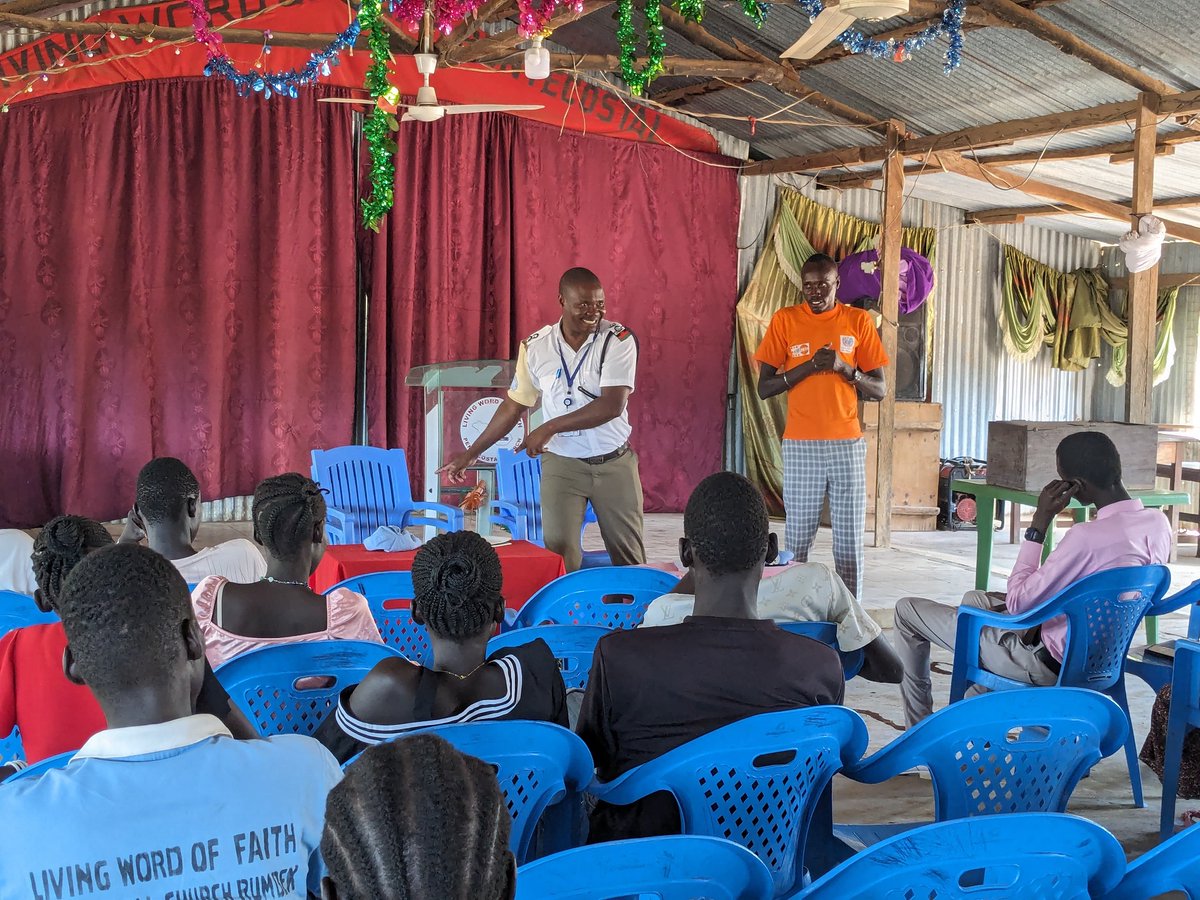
[
  {"x1": 894, "y1": 590, "x2": 1060, "y2": 728},
  {"x1": 541, "y1": 450, "x2": 645, "y2": 572}
]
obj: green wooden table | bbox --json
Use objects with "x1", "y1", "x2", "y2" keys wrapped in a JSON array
[{"x1": 951, "y1": 478, "x2": 1188, "y2": 644}]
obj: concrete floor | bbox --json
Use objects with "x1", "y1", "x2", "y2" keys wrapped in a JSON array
[{"x1": 193, "y1": 511, "x2": 1200, "y2": 864}]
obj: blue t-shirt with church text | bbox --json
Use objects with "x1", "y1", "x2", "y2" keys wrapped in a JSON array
[{"x1": 0, "y1": 733, "x2": 341, "y2": 900}]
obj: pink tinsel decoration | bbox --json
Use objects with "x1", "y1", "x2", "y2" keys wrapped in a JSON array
[
  {"x1": 187, "y1": 0, "x2": 227, "y2": 59},
  {"x1": 389, "y1": 0, "x2": 489, "y2": 34},
  {"x1": 516, "y1": 0, "x2": 582, "y2": 37}
]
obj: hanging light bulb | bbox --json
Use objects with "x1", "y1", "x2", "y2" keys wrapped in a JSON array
[{"x1": 524, "y1": 35, "x2": 550, "y2": 81}]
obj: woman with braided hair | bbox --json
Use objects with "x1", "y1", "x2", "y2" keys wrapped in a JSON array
[
  {"x1": 191, "y1": 473, "x2": 382, "y2": 668},
  {"x1": 315, "y1": 530, "x2": 566, "y2": 764},
  {"x1": 320, "y1": 735, "x2": 516, "y2": 900}
]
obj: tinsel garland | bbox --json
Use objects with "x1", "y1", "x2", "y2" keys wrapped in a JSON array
[
  {"x1": 517, "y1": 0, "x2": 584, "y2": 37},
  {"x1": 616, "y1": 0, "x2": 666, "y2": 96},
  {"x1": 188, "y1": 0, "x2": 360, "y2": 97},
  {"x1": 361, "y1": 0, "x2": 398, "y2": 231},
  {"x1": 389, "y1": 0, "x2": 485, "y2": 33},
  {"x1": 796, "y1": 0, "x2": 965, "y2": 73}
]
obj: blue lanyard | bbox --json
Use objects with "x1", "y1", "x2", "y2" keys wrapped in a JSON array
[{"x1": 556, "y1": 334, "x2": 594, "y2": 394}]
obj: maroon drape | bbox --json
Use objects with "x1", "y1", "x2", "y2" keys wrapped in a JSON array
[
  {"x1": 366, "y1": 115, "x2": 740, "y2": 511},
  {"x1": 0, "y1": 78, "x2": 359, "y2": 527}
]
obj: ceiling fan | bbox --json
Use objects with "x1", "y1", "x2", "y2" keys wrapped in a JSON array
[
  {"x1": 781, "y1": 0, "x2": 909, "y2": 60},
  {"x1": 320, "y1": 6, "x2": 544, "y2": 122}
]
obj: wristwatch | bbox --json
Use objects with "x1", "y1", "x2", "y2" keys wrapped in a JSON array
[
  {"x1": 851, "y1": 369, "x2": 863, "y2": 383},
  {"x1": 1024, "y1": 527, "x2": 1046, "y2": 544}
]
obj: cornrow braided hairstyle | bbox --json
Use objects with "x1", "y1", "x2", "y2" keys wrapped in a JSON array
[
  {"x1": 252, "y1": 473, "x2": 327, "y2": 562},
  {"x1": 136, "y1": 457, "x2": 200, "y2": 526},
  {"x1": 410, "y1": 531, "x2": 504, "y2": 640},
  {"x1": 322, "y1": 735, "x2": 514, "y2": 900},
  {"x1": 31, "y1": 515, "x2": 114, "y2": 611}
]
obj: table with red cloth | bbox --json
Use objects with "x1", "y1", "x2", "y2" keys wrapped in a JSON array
[{"x1": 309, "y1": 541, "x2": 566, "y2": 611}]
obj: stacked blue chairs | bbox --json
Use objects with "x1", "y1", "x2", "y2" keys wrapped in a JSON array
[
  {"x1": 778, "y1": 622, "x2": 865, "y2": 680},
  {"x1": 794, "y1": 813, "x2": 1124, "y2": 899},
  {"x1": 1103, "y1": 813, "x2": 1200, "y2": 899},
  {"x1": 0, "y1": 592, "x2": 58, "y2": 764},
  {"x1": 589, "y1": 707, "x2": 868, "y2": 897},
  {"x1": 1158, "y1": 638, "x2": 1200, "y2": 838},
  {"x1": 515, "y1": 835, "x2": 775, "y2": 900},
  {"x1": 326, "y1": 571, "x2": 431, "y2": 664},
  {"x1": 491, "y1": 448, "x2": 610, "y2": 568},
  {"x1": 512, "y1": 567, "x2": 679, "y2": 630},
  {"x1": 421, "y1": 721, "x2": 593, "y2": 864},
  {"x1": 487, "y1": 625, "x2": 608, "y2": 690},
  {"x1": 1126, "y1": 578, "x2": 1200, "y2": 694},
  {"x1": 311, "y1": 446, "x2": 463, "y2": 545},
  {"x1": 834, "y1": 688, "x2": 1127, "y2": 848},
  {"x1": 2, "y1": 751, "x2": 74, "y2": 784},
  {"x1": 949, "y1": 564, "x2": 1171, "y2": 808},
  {"x1": 215, "y1": 640, "x2": 401, "y2": 737}
]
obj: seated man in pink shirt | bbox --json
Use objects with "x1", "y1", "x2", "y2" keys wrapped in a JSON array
[{"x1": 894, "y1": 431, "x2": 1173, "y2": 728}]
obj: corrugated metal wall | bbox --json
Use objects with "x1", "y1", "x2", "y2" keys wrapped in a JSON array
[{"x1": 735, "y1": 177, "x2": 1106, "y2": 461}]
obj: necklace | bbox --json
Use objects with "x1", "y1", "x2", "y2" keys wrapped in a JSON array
[
  {"x1": 261, "y1": 576, "x2": 309, "y2": 587},
  {"x1": 432, "y1": 661, "x2": 489, "y2": 680}
]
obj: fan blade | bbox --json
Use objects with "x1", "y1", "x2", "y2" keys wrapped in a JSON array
[
  {"x1": 317, "y1": 97, "x2": 374, "y2": 105},
  {"x1": 780, "y1": 8, "x2": 857, "y2": 59},
  {"x1": 440, "y1": 103, "x2": 546, "y2": 115}
]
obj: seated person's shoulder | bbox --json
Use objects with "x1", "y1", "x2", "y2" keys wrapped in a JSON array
[
  {"x1": 346, "y1": 656, "x2": 420, "y2": 717},
  {"x1": 490, "y1": 636, "x2": 557, "y2": 668}
]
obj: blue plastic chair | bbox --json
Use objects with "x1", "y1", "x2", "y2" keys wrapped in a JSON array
[
  {"x1": 487, "y1": 625, "x2": 608, "y2": 690},
  {"x1": 515, "y1": 835, "x2": 775, "y2": 900},
  {"x1": 2, "y1": 751, "x2": 74, "y2": 783},
  {"x1": 777, "y1": 622, "x2": 865, "y2": 681},
  {"x1": 834, "y1": 688, "x2": 1128, "y2": 849},
  {"x1": 326, "y1": 571, "x2": 431, "y2": 663},
  {"x1": 1159, "y1": 638, "x2": 1200, "y2": 839},
  {"x1": 511, "y1": 566, "x2": 678, "y2": 630},
  {"x1": 1105, "y1": 810, "x2": 1200, "y2": 899},
  {"x1": 419, "y1": 721, "x2": 592, "y2": 864},
  {"x1": 1125, "y1": 577, "x2": 1200, "y2": 694},
  {"x1": 311, "y1": 446, "x2": 464, "y2": 545},
  {"x1": 0, "y1": 591, "x2": 57, "y2": 638},
  {"x1": 215, "y1": 640, "x2": 401, "y2": 736},
  {"x1": 491, "y1": 448, "x2": 610, "y2": 568},
  {"x1": 949, "y1": 564, "x2": 1172, "y2": 809},
  {"x1": 589, "y1": 707, "x2": 868, "y2": 897},
  {"x1": 794, "y1": 813, "x2": 1125, "y2": 899}
]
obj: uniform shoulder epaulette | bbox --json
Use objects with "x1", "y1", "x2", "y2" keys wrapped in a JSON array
[
  {"x1": 607, "y1": 321, "x2": 635, "y2": 341},
  {"x1": 522, "y1": 325, "x2": 552, "y2": 347}
]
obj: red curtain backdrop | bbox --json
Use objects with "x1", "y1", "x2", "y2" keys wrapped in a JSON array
[
  {"x1": 366, "y1": 115, "x2": 740, "y2": 511},
  {"x1": 0, "y1": 78, "x2": 359, "y2": 528}
]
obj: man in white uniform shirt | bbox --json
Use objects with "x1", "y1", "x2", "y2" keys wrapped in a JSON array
[{"x1": 441, "y1": 267, "x2": 645, "y2": 570}]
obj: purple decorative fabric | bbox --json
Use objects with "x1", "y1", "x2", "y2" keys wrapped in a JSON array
[{"x1": 837, "y1": 248, "x2": 935, "y2": 314}]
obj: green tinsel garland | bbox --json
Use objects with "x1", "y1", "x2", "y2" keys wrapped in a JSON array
[
  {"x1": 616, "y1": 0, "x2": 666, "y2": 96},
  {"x1": 360, "y1": 0, "x2": 398, "y2": 232}
]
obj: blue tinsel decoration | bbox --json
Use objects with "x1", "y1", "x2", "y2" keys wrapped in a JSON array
[
  {"x1": 795, "y1": 0, "x2": 965, "y2": 73},
  {"x1": 202, "y1": 18, "x2": 361, "y2": 98}
]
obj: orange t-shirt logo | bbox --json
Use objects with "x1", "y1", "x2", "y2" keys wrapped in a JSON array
[
  {"x1": 790, "y1": 343, "x2": 810, "y2": 358},
  {"x1": 839, "y1": 335, "x2": 856, "y2": 354}
]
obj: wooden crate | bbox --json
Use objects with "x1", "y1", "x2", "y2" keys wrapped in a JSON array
[
  {"x1": 863, "y1": 402, "x2": 942, "y2": 532},
  {"x1": 986, "y1": 420, "x2": 1159, "y2": 491}
]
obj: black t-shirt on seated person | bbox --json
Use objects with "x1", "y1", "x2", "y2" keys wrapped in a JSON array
[{"x1": 576, "y1": 615, "x2": 845, "y2": 843}]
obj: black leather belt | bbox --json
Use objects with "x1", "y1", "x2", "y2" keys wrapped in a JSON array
[
  {"x1": 1034, "y1": 645, "x2": 1061, "y2": 676},
  {"x1": 580, "y1": 444, "x2": 630, "y2": 465}
]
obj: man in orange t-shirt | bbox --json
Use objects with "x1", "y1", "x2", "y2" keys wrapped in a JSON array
[{"x1": 754, "y1": 253, "x2": 889, "y2": 599}]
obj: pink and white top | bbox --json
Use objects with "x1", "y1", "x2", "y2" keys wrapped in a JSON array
[
  {"x1": 1006, "y1": 499, "x2": 1173, "y2": 662},
  {"x1": 191, "y1": 576, "x2": 383, "y2": 668}
]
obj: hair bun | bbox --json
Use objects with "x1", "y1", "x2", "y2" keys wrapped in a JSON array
[
  {"x1": 430, "y1": 554, "x2": 482, "y2": 609},
  {"x1": 44, "y1": 516, "x2": 86, "y2": 556}
]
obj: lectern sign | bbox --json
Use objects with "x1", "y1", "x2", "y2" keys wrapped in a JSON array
[{"x1": 461, "y1": 397, "x2": 526, "y2": 464}]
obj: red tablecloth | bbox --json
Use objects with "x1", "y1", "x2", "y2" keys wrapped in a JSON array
[{"x1": 310, "y1": 541, "x2": 566, "y2": 611}]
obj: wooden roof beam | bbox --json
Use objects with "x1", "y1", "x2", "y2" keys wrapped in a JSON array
[
  {"x1": 975, "y1": 0, "x2": 1175, "y2": 96},
  {"x1": 1109, "y1": 144, "x2": 1174, "y2": 165},
  {"x1": 437, "y1": 0, "x2": 515, "y2": 57},
  {"x1": 967, "y1": 194, "x2": 1200, "y2": 223},
  {"x1": 452, "y1": 0, "x2": 610, "y2": 62},
  {"x1": 1110, "y1": 273, "x2": 1200, "y2": 291}
]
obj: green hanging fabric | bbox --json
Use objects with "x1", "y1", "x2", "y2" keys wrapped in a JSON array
[
  {"x1": 1107, "y1": 287, "x2": 1179, "y2": 387},
  {"x1": 773, "y1": 198, "x2": 818, "y2": 291},
  {"x1": 1000, "y1": 245, "x2": 1056, "y2": 362}
]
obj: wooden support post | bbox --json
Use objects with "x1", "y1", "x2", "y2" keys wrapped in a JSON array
[
  {"x1": 874, "y1": 121, "x2": 904, "y2": 550},
  {"x1": 1125, "y1": 92, "x2": 1160, "y2": 424}
]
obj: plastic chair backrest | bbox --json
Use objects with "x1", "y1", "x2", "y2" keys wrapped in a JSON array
[
  {"x1": 2, "y1": 751, "x2": 74, "y2": 783},
  {"x1": 515, "y1": 835, "x2": 775, "y2": 900},
  {"x1": 215, "y1": 640, "x2": 400, "y2": 736},
  {"x1": 0, "y1": 728, "x2": 23, "y2": 765},
  {"x1": 326, "y1": 571, "x2": 430, "y2": 663},
  {"x1": 496, "y1": 448, "x2": 545, "y2": 543},
  {"x1": 778, "y1": 621, "x2": 865, "y2": 680},
  {"x1": 797, "y1": 813, "x2": 1124, "y2": 899},
  {"x1": 1104, "y1": 811, "x2": 1200, "y2": 899},
  {"x1": 596, "y1": 706, "x2": 867, "y2": 897},
  {"x1": 421, "y1": 721, "x2": 593, "y2": 864},
  {"x1": 0, "y1": 591, "x2": 56, "y2": 639},
  {"x1": 311, "y1": 446, "x2": 415, "y2": 536},
  {"x1": 487, "y1": 625, "x2": 608, "y2": 690},
  {"x1": 861, "y1": 688, "x2": 1127, "y2": 821},
  {"x1": 513, "y1": 567, "x2": 678, "y2": 630}
]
